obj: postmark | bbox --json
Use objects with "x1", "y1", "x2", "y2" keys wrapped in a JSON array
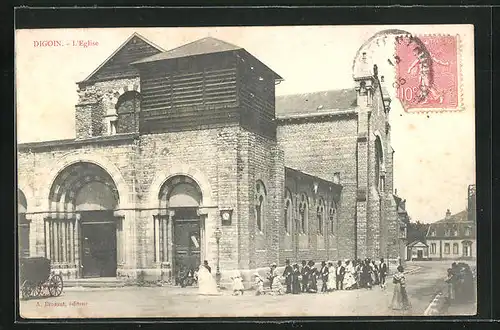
[{"x1": 395, "y1": 34, "x2": 461, "y2": 112}]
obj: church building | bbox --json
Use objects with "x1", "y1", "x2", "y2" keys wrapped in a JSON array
[{"x1": 17, "y1": 33, "x2": 403, "y2": 282}]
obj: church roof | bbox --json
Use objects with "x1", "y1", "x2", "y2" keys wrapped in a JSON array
[
  {"x1": 80, "y1": 33, "x2": 165, "y2": 83},
  {"x1": 132, "y1": 37, "x2": 242, "y2": 64},
  {"x1": 275, "y1": 89, "x2": 357, "y2": 116}
]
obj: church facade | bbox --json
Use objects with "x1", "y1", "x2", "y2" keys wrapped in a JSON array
[{"x1": 17, "y1": 33, "x2": 403, "y2": 282}]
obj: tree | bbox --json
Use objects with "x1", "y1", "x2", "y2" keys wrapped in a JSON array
[{"x1": 406, "y1": 221, "x2": 430, "y2": 243}]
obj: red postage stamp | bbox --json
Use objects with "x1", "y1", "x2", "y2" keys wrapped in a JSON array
[{"x1": 395, "y1": 34, "x2": 460, "y2": 112}]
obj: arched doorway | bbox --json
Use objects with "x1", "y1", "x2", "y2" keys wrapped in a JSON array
[
  {"x1": 18, "y1": 189, "x2": 30, "y2": 258},
  {"x1": 158, "y1": 175, "x2": 203, "y2": 277},
  {"x1": 48, "y1": 162, "x2": 120, "y2": 278},
  {"x1": 462, "y1": 240, "x2": 473, "y2": 258}
]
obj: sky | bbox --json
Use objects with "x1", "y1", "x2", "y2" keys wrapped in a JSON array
[{"x1": 15, "y1": 25, "x2": 476, "y2": 223}]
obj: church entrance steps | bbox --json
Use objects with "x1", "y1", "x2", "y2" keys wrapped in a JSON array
[{"x1": 65, "y1": 277, "x2": 127, "y2": 288}]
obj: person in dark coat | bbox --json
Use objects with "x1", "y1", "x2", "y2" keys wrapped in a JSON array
[
  {"x1": 203, "y1": 260, "x2": 212, "y2": 273},
  {"x1": 320, "y1": 261, "x2": 329, "y2": 293},
  {"x1": 451, "y1": 262, "x2": 461, "y2": 301},
  {"x1": 291, "y1": 263, "x2": 301, "y2": 294},
  {"x1": 300, "y1": 260, "x2": 309, "y2": 292},
  {"x1": 282, "y1": 259, "x2": 293, "y2": 294},
  {"x1": 379, "y1": 258, "x2": 388, "y2": 289},
  {"x1": 461, "y1": 264, "x2": 475, "y2": 303},
  {"x1": 336, "y1": 260, "x2": 345, "y2": 290},
  {"x1": 362, "y1": 259, "x2": 373, "y2": 289},
  {"x1": 308, "y1": 260, "x2": 318, "y2": 293}
]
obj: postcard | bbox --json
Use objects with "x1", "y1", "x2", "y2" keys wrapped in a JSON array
[{"x1": 16, "y1": 25, "x2": 476, "y2": 318}]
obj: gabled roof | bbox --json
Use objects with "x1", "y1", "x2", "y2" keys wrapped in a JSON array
[
  {"x1": 275, "y1": 89, "x2": 357, "y2": 117},
  {"x1": 407, "y1": 240, "x2": 428, "y2": 247},
  {"x1": 131, "y1": 37, "x2": 242, "y2": 65},
  {"x1": 80, "y1": 33, "x2": 165, "y2": 83}
]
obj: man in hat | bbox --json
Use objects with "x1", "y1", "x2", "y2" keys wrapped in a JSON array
[
  {"x1": 320, "y1": 261, "x2": 329, "y2": 293},
  {"x1": 292, "y1": 263, "x2": 301, "y2": 294},
  {"x1": 336, "y1": 260, "x2": 345, "y2": 290},
  {"x1": 308, "y1": 260, "x2": 318, "y2": 293},
  {"x1": 282, "y1": 259, "x2": 293, "y2": 294},
  {"x1": 300, "y1": 260, "x2": 309, "y2": 292}
]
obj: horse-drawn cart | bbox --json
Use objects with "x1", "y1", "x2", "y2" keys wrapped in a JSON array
[{"x1": 20, "y1": 257, "x2": 63, "y2": 299}]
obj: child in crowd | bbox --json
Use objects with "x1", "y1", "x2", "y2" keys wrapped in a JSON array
[
  {"x1": 254, "y1": 273, "x2": 265, "y2": 296},
  {"x1": 231, "y1": 273, "x2": 245, "y2": 296}
]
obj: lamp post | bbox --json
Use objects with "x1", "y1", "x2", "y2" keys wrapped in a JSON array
[{"x1": 214, "y1": 227, "x2": 222, "y2": 286}]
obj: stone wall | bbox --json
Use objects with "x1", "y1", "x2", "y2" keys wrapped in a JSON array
[
  {"x1": 76, "y1": 77, "x2": 140, "y2": 139},
  {"x1": 277, "y1": 116, "x2": 358, "y2": 260}
]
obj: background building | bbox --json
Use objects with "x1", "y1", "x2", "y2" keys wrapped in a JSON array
[
  {"x1": 425, "y1": 184, "x2": 476, "y2": 260},
  {"x1": 406, "y1": 240, "x2": 429, "y2": 261},
  {"x1": 17, "y1": 33, "x2": 402, "y2": 282}
]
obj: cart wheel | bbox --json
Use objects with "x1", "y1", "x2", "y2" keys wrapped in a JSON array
[
  {"x1": 20, "y1": 281, "x2": 31, "y2": 300},
  {"x1": 48, "y1": 274, "x2": 63, "y2": 297},
  {"x1": 32, "y1": 284, "x2": 43, "y2": 297}
]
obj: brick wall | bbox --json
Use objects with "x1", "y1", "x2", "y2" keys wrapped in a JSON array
[
  {"x1": 243, "y1": 131, "x2": 283, "y2": 268},
  {"x1": 278, "y1": 168, "x2": 341, "y2": 265},
  {"x1": 277, "y1": 117, "x2": 358, "y2": 260}
]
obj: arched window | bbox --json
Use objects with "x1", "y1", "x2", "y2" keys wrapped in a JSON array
[
  {"x1": 299, "y1": 193, "x2": 308, "y2": 234},
  {"x1": 114, "y1": 91, "x2": 141, "y2": 134},
  {"x1": 375, "y1": 136, "x2": 384, "y2": 191},
  {"x1": 329, "y1": 201, "x2": 336, "y2": 235},
  {"x1": 18, "y1": 189, "x2": 30, "y2": 258},
  {"x1": 255, "y1": 181, "x2": 266, "y2": 233},
  {"x1": 317, "y1": 198, "x2": 325, "y2": 235},
  {"x1": 284, "y1": 189, "x2": 293, "y2": 234}
]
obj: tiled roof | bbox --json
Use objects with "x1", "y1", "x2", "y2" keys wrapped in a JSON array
[
  {"x1": 435, "y1": 210, "x2": 469, "y2": 224},
  {"x1": 132, "y1": 37, "x2": 242, "y2": 64},
  {"x1": 426, "y1": 210, "x2": 475, "y2": 239},
  {"x1": 275, "y1": 89, "x2": 357, "y2": 117}
]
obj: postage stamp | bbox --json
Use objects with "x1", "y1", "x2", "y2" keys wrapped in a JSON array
[
  {"x1": 395, "y1": 34, "x2": 461, "y2": 112},
  {"x1": 15, "y1": 24, "x2": 475, "y2": 320}
]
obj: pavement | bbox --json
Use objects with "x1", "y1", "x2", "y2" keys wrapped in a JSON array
[{"x1": 19, "y1": 261, "x2": 476, "y2": 319}]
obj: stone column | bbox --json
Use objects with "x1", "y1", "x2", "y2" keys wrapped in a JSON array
[
  {"x1": 197, "y1": 208, "x2": 210, "y2": 261},
  {"x1": 162, "y1": 216, "x2": 168, "y2": 262},
  {"x1": 154, "y1": 215, "x2": 160, "y2": 263},
  {"x1": 74, "y1": 214, "x2": 81, "y2": 278},
  {"x1": 44, "y1": 218, "x2": 51, "y2": 259},
  {"x1": 168, "y1": 210, "x2": 175, "y2": 269},
  {"x1": 62, "y1": 219, "x2": 67, "y2": 264},
  {"x1": 113, "y1": 210, "x2": 125, "y2": 277},
  {"x1": 52, "y1": 219, "x2": 59, "y2": 263},
  {"x1": 68, "y1": 219, "x2": 74, "y2": 264}
]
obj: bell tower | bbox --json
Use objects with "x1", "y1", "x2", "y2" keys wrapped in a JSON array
[{"x1": 353, "y1": 52, "x2": 379, "y2": 260}]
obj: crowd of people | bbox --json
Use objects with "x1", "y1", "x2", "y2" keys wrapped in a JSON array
[
  {"x1": 445, "y1": 262, "x2": 475, "y2": 304},
  {"x1": 253, "y1": 258, "x2": 390, "y2": 295},
  {"x1": 176, "y1": 257, "x2": 416, "y2": 312}
]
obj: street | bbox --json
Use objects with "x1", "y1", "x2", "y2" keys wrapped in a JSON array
[{"x1": 19, "y1": 261, "x2": 476, "y2": 319}]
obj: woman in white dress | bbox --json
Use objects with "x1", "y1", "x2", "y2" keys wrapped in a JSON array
[
  {"x1": 197, "y1": 264, "x2": 219, "y2": 295},
  {"x1": 326, "y1": 261, "x2": 336, "y2": 292},
  {"x1": 343, "y1": 260, "x2": 356, "y2": 290}
]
